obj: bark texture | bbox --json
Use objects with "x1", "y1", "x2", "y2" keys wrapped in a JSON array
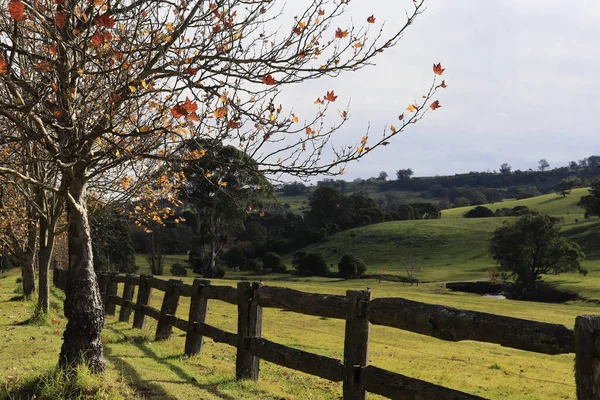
[
  {"x1": 22, "y1": 216, "x2": 37, "y2": 297},
  {"x1": 59, "y1": 171, "x2": 106, "y2": 373}
]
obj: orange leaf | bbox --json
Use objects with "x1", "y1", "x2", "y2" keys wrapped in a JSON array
[
  {"x1": 261, "y1": 74, "x2": 276, "y2": 85},
  {"x1": 8, "y1": 0, "x2": 25, "y2": 21},
  {"x1": 335, "y1": 28, "x2": 349, "y2": 38},
  {"x1": 0, "y1": 55, "x2": 7, "y2": 74},
  {"x1": 406, "y1": 104, "x2": 417, "y2": 112},
  {"x1": 440, "y1": 80, "x2": 448, "y2": 89},
  {"x1": 227, "y1": 121, "x2": 240, "y2": 129},
  {"x1": 339, "y1": 167, "x2": 345, "y2": 174},
  {"x1": 429, "y1": 100, "x2": 441, "y2": 110},
  {"x1": 367, "y1": 15, "x2": 375, "y2": 23},
  {"x1": 305, "y1": 127, "x2": 313, "y2": 135},
  {"x1": 318, "y1": 9, "x2": 325, "y2": 16},
  {"x1": 186, "y1": 66, "x2": 198, "y2": 75},
  {"x1": 170, "y1": 104, "x2": 187, "y2": 118},
  {"x1": 213, "y1": 106, "x2": 227, "y2": 118},
  {"x1": 34, "y1": 62, "x2": 52, "y2": 71},
  {"x1": 187, "y1": 112, "x2": 200, "y2": 122},
  {"x1": 260, "y1": 211, "x2": 265, "y2": 217},
  {"x1": 96, "y1": 13, "x2": 115, "y2": 28},
  {"x1": 382, "y1": 141, "x2": 390, "y2": 145},
  {"x1": 49, "y1": 45, "x2": 58, "y2": 55},
  {"x1": 183, "y1": 97, "x2": 197, "y2": 113},
  {"x1": 314, "y1": 97, "x2": 324, "y2": 105},
  {"x1": 324, "y1": 90, "x2": 337, "y2": 102},
  {"x1": 433, "y1": 62, "x2": 445, "y2": 75},
  {"x1": 55, "y1": 12, "x2": 66, "y2": 29},
  {"x1": 390, "y1": 125, "x2": 396, "y2": 133},
  {"x1": 91, "y1": 32, "x2": 104, "y2": 47}
]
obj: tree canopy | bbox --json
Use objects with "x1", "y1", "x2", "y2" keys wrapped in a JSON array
[{"x1": 489, "y1": 214, "x2": 586, "y2": 292}]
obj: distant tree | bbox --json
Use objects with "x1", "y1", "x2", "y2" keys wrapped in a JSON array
[
  {"x1": 169, "y1": 263, "x2": 188, "y2": 277},
  {"x1": 464, "y1": 206, "x2": 495, "y2": 218},
  {"x1": 578, "y1": 180, "x2": 600, "y2": 218},
  {"x1": 396, "y1": 204, "x2": 416, "y2": 220},
  {"x1": 283, "y1": 182, "x2": 308, "y2": 196},
  {"x1": 554, "y1": 176, "x2": 582, "y2": 197},
  {"x1": 410, "y1": 202, "x2": 441, "y2": 219},
  {"x1": 538, "y1": 159, "x2": 550, "y2": 172},
  {"x1": 262, "y1": 252, "x2": 286, "y2": 273},
  {"x1": 516, "y1": 186, "x2": 542, "y2": 200},
  {"x1": 569, "y1": 161, "x2": 579, "y2": 171},
  {"x1": 292, "y1": 252, "x2": 329, "y2": 277},
  {"x1": 378, "y1": 171, "x2": 388, "y2": 181},
  {"x1": 490, "y1": 214, "x2": 586, "y2": 293},
  {"x1": 500, "y1": 163, "x2": 512, "y2": 174},
  {"x1": 396, "y1": 168, "x2": 414, "y2": 181},
  {"x1": 338, "y1": 254, "x2": 367, "y2": 279}
]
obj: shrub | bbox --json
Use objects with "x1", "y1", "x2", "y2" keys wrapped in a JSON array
[
  {"x1": 242, "y1": 258, "x2": 261, "y2": 272},
  {"x1": 262, "y1": 252, "x2": 286, "y2": 273},
  {"x1": 169, "y1": 263, "x2": 188, "y2": 277},
  {"x1": 338, "y1": 254, "x2": 367, "y2": 279},
  {"x1": 222, "y1": 247, "x2": 247, "y2": 270},
  {"x1": 214, "y1": 265, "x2": 226, "y2": 278},
  {"x1": 292, "y1": 252, "x2": 329, "y2": 276},
  {"x1": 464, "y1": 206, "x2": 494, "y2": 218}
]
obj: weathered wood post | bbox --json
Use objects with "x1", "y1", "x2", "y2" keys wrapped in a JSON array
[
  {"x1": 97, "y1": 272, "x2": 108, "y2": 307},
  {"x1": 343, "y1": 289, "x2": 371, "y2": 400},
  {"x1": 185, "y1": 279, "x2": 210, "y2": 356},
  {"x1": 575, "y1": 315, "x2": 600, "y2": 399},
  {"x1": 118, "y1": 274, "x2": 136, "y2": 322},
  {"x1": 155, "y1": 279, "x2": 182, "y2": 340},
  {"x1": 133, "y1": 274, "x2": 152, "y2": 329},
  {"x1": 236, "y1": 281, "x2": 262, "y2": 380},
  {"x1": 105, "y1": 272, "x2": 119, "y2": 316}
]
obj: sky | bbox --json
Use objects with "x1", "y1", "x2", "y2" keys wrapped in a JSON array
[{"x1": 274, "y1": 0, "x2": 600, "y2": 181}]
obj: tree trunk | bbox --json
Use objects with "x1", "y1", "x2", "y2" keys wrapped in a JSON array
[
  {"x1": 22, "y1": 216, "x2": 37, "y2": 298},
  {"x1": 36, "y1": 216, "x2": 55, "y2": 316},
  {"x1": 59, "y1": 171, "x2": 106, "y2": 373}
]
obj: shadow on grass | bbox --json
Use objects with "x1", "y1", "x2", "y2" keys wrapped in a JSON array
[
  {"x1": 538, "y1": 197, "x2": 563, "y2": 205},
  {"x1": 103, "y1": 325, "x2": 248, "y2": 400}
]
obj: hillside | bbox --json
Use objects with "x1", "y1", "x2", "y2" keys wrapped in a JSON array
[{"x1": 288, "y1": 188, "x2": 600, "y2": 297}]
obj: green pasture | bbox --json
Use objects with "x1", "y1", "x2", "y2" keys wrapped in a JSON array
[{"x1": 2, "y1": 268, "x2": 597, "y2": 399}]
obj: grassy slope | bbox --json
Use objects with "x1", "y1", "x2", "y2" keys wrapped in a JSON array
[{"x1": 2, "y1": 269, "x2": 597, "y2": 399}]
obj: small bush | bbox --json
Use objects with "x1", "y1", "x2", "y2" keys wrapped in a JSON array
[
  {"x1": 262, "y1": 252, "x2": 286, "y2": 273},
  {"x1": 222, "y1": 247, "x2": 248, "y2": 270},
  {"x1": 338, "y1": 254, "x2": 367, "y2": 279},
  {"x1": 464, "y1": 206, "x2": 494, "y2": 218},
  {"x1": 170, "y1": 263, "x2": 188, "y2": 277},
  {"x1": 242, "y1": 258, "x2": 261, "y2": 272},
  {"x1": 292, "y1": 252, "x2": 329, "y2": 276},
  {"x1": 214, "y1": 265, "x2": 226, "y2": 278}
]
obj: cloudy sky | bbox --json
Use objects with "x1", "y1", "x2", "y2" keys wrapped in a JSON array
[{"x1": 277, "y1": 0, "x2": 600, "y2": 180}]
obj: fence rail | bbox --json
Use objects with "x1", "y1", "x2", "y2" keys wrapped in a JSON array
[{"x1": 52, "y1": 267, "x2": 600, "y2": 400}]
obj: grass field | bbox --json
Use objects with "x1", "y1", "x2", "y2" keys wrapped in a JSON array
[{"x1": 1, "y1": 268, "x2": 597, "y2": 399}]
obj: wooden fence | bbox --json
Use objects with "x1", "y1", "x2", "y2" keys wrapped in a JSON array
[{"x1": 53, "y1": 268, "x2": 600, "y2": 400}]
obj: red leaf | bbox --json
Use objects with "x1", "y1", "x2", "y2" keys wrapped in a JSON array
[
  {"x1": 433, "y1": 62, "x2": 445, "y2": 75},
  {"x1": 324, "y1": 90, "x2": 337, "y2": 102},
  {"x1": 227, "y1": 121, "x2": 240, "y2": 129},
  {"x1": 261, "y1": 74, "x2": 276, "y2": 85},
  {"x1": 367, "y1": 15, "x2": 375, "y2": 24},
  {"x1": 186, "y1": 65, "x2": 198, "y2": 75},
  {"x1": 335, "y1": 28, "x2": 348, "y2": 38},
  {"x1": 91, "y1": 32, "x2": 104, "y2": 47},
  {"x1": 440, "y1": 80, "x2": 448, "y2": 89},
  {"x1": 55, "y1": 12, "x2": 66, "y2": 29},
  {"x1": 0, "y1": 55, "x2": 7, "y2": 74},
  {"x1": 187, "y1": 112, "x2": 199, "y2": 122},
  {"x1": 96, "y1": 13, "x2": 115, "y2": 28},
  {"x1": 8, "y1": 0, "x2": 25, "y2": 21},
  {"x1": 429, "y1": 100, "x2": 441, "y2": 110},
  {"x1": 171, "y1": 104, "x2": 187, "y2": 118}
]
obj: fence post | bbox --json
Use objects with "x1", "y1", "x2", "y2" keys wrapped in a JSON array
[
  {"x1": 97, "y1": 272, "x2": 107, "y2": 307},
  {"x1": 118, "y1": 274, "x2": 136, "y2": 323},
  {"x1": 155, "y1": 279, "x2": 182, "y2": 340},
  {"x1": 343, "y1": 289, "x2": 371, "y2": 400},
  {"x1": 105, "y1": 272, "x2": 118, "y2": 316},
  {"x1": 236, "y1": 281, "x2": 262, "y2": 380},
  {"x1": 575, "y1": 315, "x2": 600, "y2": 399},
  {"x1": 133, "y1": 274, "x2": 152, "y2": 329},
  {"x1": 185, "y1": 279, "x2": 210, "y2": 356}
]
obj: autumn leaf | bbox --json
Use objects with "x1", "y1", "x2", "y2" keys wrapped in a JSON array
[
  {"x1": 335, "y1": 28, "x2": 349, "y2": 39},
  {"x1": 91, "y1": 32, "x2": 104, "y2": 47},
  {"x1": 213, "y1": 106, "x2": 227, "y2": 118},
  {"x1": 187, "y1": 112, "x2": 200, "y2": 122},
  {"x1": 0, "y1": 55, "x2": 7, "y2": 74},
  {"x1": 170, "y1": 104, "x2": 187, "y2": 118},
  {"x1": 406, "y1": 104, "x2": 417, "y2": 112},
  {"x1": 96, "y1": 13, "x2": 115, "y2": 28},
  {"x1": 228, "y1": 121, "x2": 240, "y2": 129},
  {"x1": 367, "y1": 15, "x2": 375, "y2": 23},
  {"x1": 390, "y1": 125, "x2": 396, "y2": 133},
  {"x1": 49, "y1": 45, "x2": 58, "y2": 55},
  {"x1": 324, "y1": 90, "x2": 337, "y2": 102},
  {"x1": 55, "y1": 12, "x2": 66, "y2": 29},
  {"x1": 33, "y1": 62, "x2": 52, "y2": 71},
  {"x1": 398, "y1": 113, "x2": 404, "y2": 121},
  {"x1": 339, "y1": 167, "x2": 345, "y2": 174},
  {"x1": 8, "y1": 0, "x2": 25, "y2": 21},
  {"x1": 382, "y1": 141, "x2": 390, "y2": 145},
  {"x1": 357, "y1": 146, "x2": 363, "y2": 155},
  {"x1": 318, "y1": 9, "x2": 325, "y2": 16},
  {"x1": 260, "y1": 211, "x2": 265, "y2": 217},
  {"x1": 305, "y1": 127, "x2": 313, "y2": 135},
  {"x1": 186, "y1": 66, "x2": 198, "y2": 75},
  {"x1": 433, "y1": 62, "x2": 445, "y2": 75},
  {"x1": 183, "y1": 97, "x2": 197, "y2": 113},
  {"x1": 261, "y1": 74, "x2": 276, "y2": 85},
  {"x1": 292, "y1": 114, "x2": 299, "y2": 123},
  {"x1": 314, "y1": 97, "x2": 324, "y2": 105},
  {"x1": 440, "y1": 80, "x2": 448, "y2": 89},
  {"x1": 429, "y1": 100, "x2": 441, "y2": 110}
]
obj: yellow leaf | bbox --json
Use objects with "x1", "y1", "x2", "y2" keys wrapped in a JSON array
[
  {"x1": 128, "y1": 85, "x2": 136, "y2": 93},
  {"x1": 390, "y1": 124, "x2": 396, "y2": 133},
  {"x1": 407, "y1": 104, "x2": 417, "y2": 112},
  {"x1": 269, "y1": 113, "x2": 276, "y2": 121}
]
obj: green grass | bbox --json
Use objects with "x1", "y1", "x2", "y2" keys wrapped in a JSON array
[{"x1": 2, "y1": 268, "x2": 597, "y2": 399}]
